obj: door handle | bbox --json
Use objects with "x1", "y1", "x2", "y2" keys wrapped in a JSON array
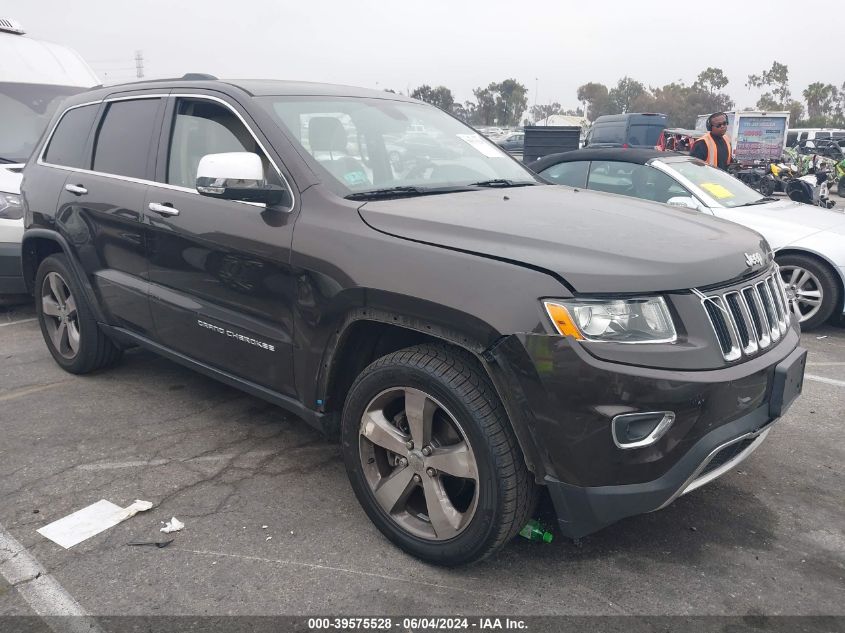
[
  {"x1": 65, "y1": 184, "x2": 88, "y2": 195},
  {"x1": 148, "y1": 202, "x2": 180, "y2": 217}
]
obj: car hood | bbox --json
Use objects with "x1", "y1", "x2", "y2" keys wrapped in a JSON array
[
  {"x1": 358, "y1": 186, "x2": 770, "y2": 293},
  {"x1": 713, "y1": 198, "x2": 845, "y2": 246}
]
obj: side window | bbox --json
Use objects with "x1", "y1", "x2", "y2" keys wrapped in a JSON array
[
  {"x1": 540, "y1": 161, "x2": 589, "y2": 188},
  {"x1": 43, "y1": 104, "x2": 99, "y2": 168},
  {"x1": 166, "y1": 98, "x2": 283, "y2": 190},
  {"x1": 588, "y1": 161, "x2": 683, "y2": 204},
  {"x1": 590, "y1": 123, "x2": 624, "y2": 144},
  {"x1": 92, "y1": 99, "x2": 162, "y2": 179}
]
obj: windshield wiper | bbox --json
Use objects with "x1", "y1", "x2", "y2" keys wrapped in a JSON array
[
  {"x1": 743, "y1": 196, "x2": 778, "y2": 206},
  {"x1": 345, "y1": 185, "x2": 475, "y2": 201},
  {"x1": 469, "y1": 179, "x2": 537, "y2": 188},
  {"x1": 0, "y1": 157, "x2": 19, "y2": 164}
]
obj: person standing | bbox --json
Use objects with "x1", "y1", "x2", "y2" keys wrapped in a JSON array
[{"x1": 692, "y1": 112, "x2": 732, "y2": 170}]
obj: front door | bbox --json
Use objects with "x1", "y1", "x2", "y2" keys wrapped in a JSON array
[{"x1": 145, "y1": 95, "x2": 299, "y2": 397}]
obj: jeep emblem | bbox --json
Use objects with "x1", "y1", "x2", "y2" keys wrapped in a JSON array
[{"x1": 745, "y1": 252, "x2": 764, "y2": 267}]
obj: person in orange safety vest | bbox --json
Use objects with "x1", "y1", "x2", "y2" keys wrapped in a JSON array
[{"x1": 691, "y1": 112, "x2": 732, "y2": 170}]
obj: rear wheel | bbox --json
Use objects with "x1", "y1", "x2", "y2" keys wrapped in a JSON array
[
  {"x1": 777, "y1": 253, "x2": 841, "y2": 330},
  {"x1": 758, "y1": 176, "x2": 776, "y2": 197},
  {"x1": 341, "y1": 344, "x2": 535, "y2": 565},
  {"x1": 35, "y1": 254, "x2": 122, "y2": 373}
]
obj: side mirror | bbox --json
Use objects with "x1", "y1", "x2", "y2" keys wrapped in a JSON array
[
  {"x1": 666, "y1": 196, "x2": 700, "y2": 211},
  {"x1": 196, "y1": 152, "x2": 290, "y2": 207}
]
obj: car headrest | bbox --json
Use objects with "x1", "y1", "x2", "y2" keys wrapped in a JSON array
[{"x1": 309, "y1": 117, "x2": 347, "y2": 153}]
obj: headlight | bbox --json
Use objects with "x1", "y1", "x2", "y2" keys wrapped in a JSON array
[
  {"x1": 0, "y1": 192, "x2": 23, "y2": 220},
  {"x1": 543, "y1": 297, "x2": 677, "y2": 343}
]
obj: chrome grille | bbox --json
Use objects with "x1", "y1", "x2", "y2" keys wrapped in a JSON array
[{"x1": 701, "y1": 270, "x2": 791, "y2": 361}]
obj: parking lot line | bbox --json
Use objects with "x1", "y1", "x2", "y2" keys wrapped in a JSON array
[
  {"x1": 0, "y1": 381, "x2": 73, "y2": 403},
  {"x1": 805, "y1": 373, "x2": 845, "y2": 388},
  {"x1": 0, "y1": 318, "x2": 37, "y2": 327},
  {"x1": 178, "y1": 547, "x2": 626, "y2": 612},
  {"x1": 0, "y1": 521, "x2": 103, "y2": 632}
]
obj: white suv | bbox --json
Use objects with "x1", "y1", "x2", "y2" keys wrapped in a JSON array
[{"x1": 0, "y1": 18, "x2": 98, "y2": 297}]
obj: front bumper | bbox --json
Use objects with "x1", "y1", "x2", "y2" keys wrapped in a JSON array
[
  {"x1": 0, "y1": 242, "x2": 25, "y2": 295},
  {"x1": 487, "y1": 328, "x2": 804, "y2": 539}
]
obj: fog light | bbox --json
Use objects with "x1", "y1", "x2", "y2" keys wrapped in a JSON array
[{"x1": 612, "y1": 411, "x2": 675, "y2": 449}]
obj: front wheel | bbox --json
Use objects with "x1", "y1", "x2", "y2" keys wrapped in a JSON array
[
  {"x1": 341, "y1": 344, "x2": 535, "y2": 566},
  {"x1": 777, "y1": 253, "x2": 841, "y2": 330}
]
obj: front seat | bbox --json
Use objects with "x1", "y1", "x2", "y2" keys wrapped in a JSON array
[{"x1": 308, "y1": 117, "x2": 371, "y2": 188}]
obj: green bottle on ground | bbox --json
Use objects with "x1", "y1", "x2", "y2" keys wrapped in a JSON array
[{"x1": 519, "y1": 519, "x2": 553, "y2": 543}]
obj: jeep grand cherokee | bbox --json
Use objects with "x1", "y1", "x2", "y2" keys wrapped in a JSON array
[{"x1": 20, "y1": 76, "x2": 806, "y2": 565}]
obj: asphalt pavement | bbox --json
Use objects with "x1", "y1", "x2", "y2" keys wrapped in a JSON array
[{"x1": 0, "y1": 300, "x2": 843, "y2": 625}]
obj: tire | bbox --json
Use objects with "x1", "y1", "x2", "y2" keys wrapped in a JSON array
[
  {"x1": 35, "y1": 254, "x2": 122, "y2": 373},
  {"x1": 758, "y1": 176, "x2": 776, "y2": 197},
  {"x1": 341, "y1": 344, "x2": 536, "y2": 566},
  {"x1": 777, "y1": 253, "x2": 841, "y2": 330}
]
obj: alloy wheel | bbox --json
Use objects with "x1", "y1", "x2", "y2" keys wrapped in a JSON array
[
  {"x1": 41, "y1": 271, "x2": 81, "y2": 359},
  {"x1": 358, "y1": 387, "x2": 479, "y2": 541},
  {"x1": 780, "y1": 265, "x2": 823, "y2": 324}
]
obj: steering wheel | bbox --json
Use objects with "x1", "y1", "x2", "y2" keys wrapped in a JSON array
[{"x1": 404, "y1": 157, "x2": 436, "y2": 181}]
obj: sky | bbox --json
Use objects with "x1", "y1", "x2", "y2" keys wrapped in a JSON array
[{"x1": 5, "y1": 0, "x2": 841, "y2": 111}]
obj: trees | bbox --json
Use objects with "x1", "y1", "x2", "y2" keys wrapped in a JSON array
[
  {"x1": 410, "y1": 85, "x2": 455, "y2": 112},
  {"x1": 495, "y1": 79, "x2": 528, "y2": 127},
  {"x1": 694, "y1": 67, "x2": 729, "y2": 95},
  {"x1": 529, "y1": 102, "x2": 563, "y2": 122},
  {"x1": 608, "y1": 77, "x2": 648, "y2": 114},
  {"x1": 803, "y1": 82, "x2": 840, "y2": 120},
  {"x1": 746, "y1": 62, "x2": 792, "y2": 110},
  {"x1": 576, "y1": 82, "x2": 610, "y2": 121},
  {"x1": 472, "y1": 85, "x2": 497, "y2": 126}
]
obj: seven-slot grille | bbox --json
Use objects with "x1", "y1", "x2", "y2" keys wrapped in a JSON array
[{"x1": 701, "y1": 270, "x2": 791, "y2": 361}]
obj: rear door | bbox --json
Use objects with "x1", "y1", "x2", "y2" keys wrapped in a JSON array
[
  {"x1": 50, "y1": 93, "x2": 165, "y2": 335},
  {"x1": 145, "y1": 93, "x2": 299, "y2": 396}
]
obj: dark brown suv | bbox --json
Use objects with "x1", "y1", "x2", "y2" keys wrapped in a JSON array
[{"x1": 21, "y1": 76, "x2": 806, "y2": 565}]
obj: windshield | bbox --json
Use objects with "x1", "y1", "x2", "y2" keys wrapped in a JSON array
[
  {"x1": 659, "y1": 158, "x2": 765, "y2": 208},
  {"x1": 0, "y1": 83, "x2": 84, "y2": 163},
  {"x1": 257, "y1": 96, "x2": 538, "y2": 195}
]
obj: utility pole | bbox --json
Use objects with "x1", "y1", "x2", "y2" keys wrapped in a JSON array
[{"x1": 134, "y1": 50, "x2": 144, "y2": 79}]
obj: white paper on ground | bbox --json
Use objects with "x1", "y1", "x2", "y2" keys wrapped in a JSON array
[
  {"x1": 160, "y1": 517, "x2": 184, "y2": 533},
  {"x1": 37, "y1": 499, "x2": 154, "y2": 549}
]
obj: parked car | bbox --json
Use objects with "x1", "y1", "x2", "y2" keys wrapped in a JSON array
[
  {"x1": 495, "y1": 131, "x2": 524, "y2": 153},
  {"x1": 583, "y1": 113, "x2": 667, "y2": 149},
  {"x1": 0, "y1": 18, "x2": 98, "y2": 299},
  {"x1": 22, "y1": 77, "x2": 805, "y2": 566},
  {"x1": 788, "y1": 128, "x2": 845, "y2": 147},
  {"x1": 530, "y1": 148, "x2": 845, "y2": 329}
]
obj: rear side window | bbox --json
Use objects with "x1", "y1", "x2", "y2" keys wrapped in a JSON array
[
  {"x1": 540, "y1": 161, "x2": 589, "y2": 188},
  {"x1": 43, "y1": 104, "x2": 98, "y2": 168},
  {"x1": 92, "y1": 99, "x2": 162, "y2": 179},
  {"x1": 628, "y1": 124, "x2": 663, "y2": 146},
  {"x1": 587, "y1": 161, "x2": 685, "y2": 204},
  {"x1": 590, "y1": 123, "x2": 624, "y2": 144}
]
